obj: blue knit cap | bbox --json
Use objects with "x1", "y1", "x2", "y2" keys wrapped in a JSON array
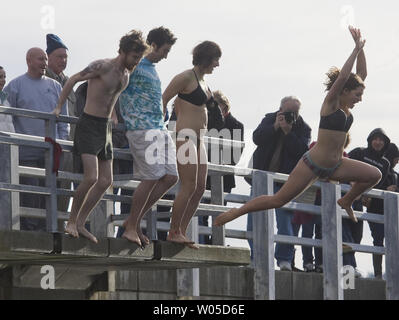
[{"x1": 46, "y1": 34, "x2": 68, "y2": 55}]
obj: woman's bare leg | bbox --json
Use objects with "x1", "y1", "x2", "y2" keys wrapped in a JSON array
[
  {"x1": 214, "y1": 159, "x2": 318, "y2": 226},
  {"x1": 329, "y1": 157, "x2": 382, "y2": 222},
  {"x1": 181, "y1": 142, "x2": 207, "y2": 233},
  {"x1": 168, "y1": 139, "x2": 197, "y2": 244},
  {"x1": 180, "y1": 141, "x2": 207, "y2": 249}
]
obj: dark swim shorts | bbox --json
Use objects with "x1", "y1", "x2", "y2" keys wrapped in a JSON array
[{"x1": 73, "y1": 112, "x2": 113, "y2": 160}]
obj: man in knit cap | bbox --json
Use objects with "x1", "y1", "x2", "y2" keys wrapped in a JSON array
[{"x1": 45, "y1": 34, "x2": 77, "y2": 214}]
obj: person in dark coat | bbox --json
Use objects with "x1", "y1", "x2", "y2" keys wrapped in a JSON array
[
  {"x1": 200, "y1": 90, "x2": 244, "y2": 244},
  {"x1": 348, "y1": 128, "x2": 391, "y2": 278},
  {"x1": 206, "y1": 90, "x2": 244, "y2": 193},
  {"x1": 247, "y1": 96, "x2": 311, "y2": 270},
  {"x1": 384, "y1": 142, "x2": 399, "y2": 193}
]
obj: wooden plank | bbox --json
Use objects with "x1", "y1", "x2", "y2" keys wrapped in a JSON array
[{"x1": 274, "y1": 234, "x2": 385, "y2": 255}]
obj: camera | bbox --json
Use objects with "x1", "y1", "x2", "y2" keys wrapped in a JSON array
[{"x1": 282, "y1": 111, "x2": 297, "y2": 124}]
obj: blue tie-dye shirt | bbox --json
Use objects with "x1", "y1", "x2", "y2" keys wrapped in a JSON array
[{"x1": 119, "y1": 58, "x2": 165, "y2": 130}]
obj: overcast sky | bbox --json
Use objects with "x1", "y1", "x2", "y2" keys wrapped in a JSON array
[{"x1": 2, "y1": 0, "x2": 399, "y2": 276}]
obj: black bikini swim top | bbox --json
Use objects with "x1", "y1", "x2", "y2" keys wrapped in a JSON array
[
  {"x1": 178, "y1": 70, "x2": 211, "y2": 106},
  {"x1": 319, "y1": 108, "x2": 353, "y2": 132}
]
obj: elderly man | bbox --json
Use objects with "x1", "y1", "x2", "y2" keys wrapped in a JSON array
[
  {"x1": 246, "y1": 96, "x2": 311, "y2": 271},
  {"x1": 45, "y1": 34, "x2": 77, "y2": 213},
  {"x1": 3, "y1": 47, "x2": 69, "y2": 230}
]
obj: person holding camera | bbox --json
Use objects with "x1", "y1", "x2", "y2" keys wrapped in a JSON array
[{"x1": 246, "y1": 96, "x2": 311, "y2": 270}]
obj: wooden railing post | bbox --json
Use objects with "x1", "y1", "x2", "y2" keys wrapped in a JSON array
[
  {"x1": 384, "y1": 191, "x2": 399, "y2": 300},
  {"x1": 252, "y1": 170, "x2": 275, "y2": 300},
  {"x1": 10, "y1": 145, "x2": 20, "y2": 230},
  {"x1": 321, "y1": 182, "x2": 343, "y2": 300},
  {"x1": 211, "y1": 174, "x2": 225, "y2": 245},
  {"x1": 91, "y1": 187, "x2": 114, "y2": 238},
  {"x1": 44, "y1": 117, "x2": 58, "y2": 232},
  {"x1": 146, "y1": 206, "x2": 158, "y2": 240},
  {"x1": 176, "y1": 217, "x2": 200, "y2": 298},
  {"x1": 0, "y1": 135, "x2": 12, "y2": 230}
]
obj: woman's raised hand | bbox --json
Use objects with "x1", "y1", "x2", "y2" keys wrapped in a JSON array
[{"x1": 349, "y1": 25, "x2": 366, "y2": 51}]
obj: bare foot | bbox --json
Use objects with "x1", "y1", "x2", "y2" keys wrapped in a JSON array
[
  {"x1": 138, "y1": 234, "x2": 150, "y2": 247},
  {"x1": 137, "y1": 229, "x2": 150, "y2": 246},
  {"x1": 337, "y1": 198, "x2": 358, "y2": 223},
  {"x1": 65, "y1": 222, "x2": 79, "y2": 238},
  {"x1": 167, "y1": 230, "x2": 195, "y2": 244},
  {"x1": 77, "y1": 226, "x2": 98, "y2": 244},
  {"x1": 122, "y1": 229, "x2": 143, "y2": 248},
  {"x1": 213, "y1": 208, "x2": 240, "y2": 227},
  {"x1": 186, "y1": 243, "x2": 200, "y2": 250}
]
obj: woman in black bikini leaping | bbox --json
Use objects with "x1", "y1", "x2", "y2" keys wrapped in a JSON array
[
  {"x1": 162, "y1": 41, "x2": 222, "y2": 247},
  {"x1": 214, "y1": 26, "x2": 382, "y2": 227}
]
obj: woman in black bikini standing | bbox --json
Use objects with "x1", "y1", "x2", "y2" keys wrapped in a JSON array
[
  {"x1": 214, "y1": 26, "x2": 382, "y2": 227},
  {"x1": 163, "y1": 41, "x2": 222, "y2": 247}
]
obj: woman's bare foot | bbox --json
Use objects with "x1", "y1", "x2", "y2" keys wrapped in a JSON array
[
  {"x1": 77, "y1": 226, "x2": 98, "y2": 244},
  {"x1": 213, "y1": 208, "x2": 240, "y2": 227},
  {"x1": 167, "y1": 230, "x2": 195, "y2": 244},
  {"x1": 122, "y1": 229, "x2": 143, "y2": 248},
  {"x1": 186, "y1": 243, "x2": 200, "y2": 250},
  {"x1": 337, "y1": 198, "x2": 358, "y2": 223},
  {"x1": 65, "y1": 222, "x2": 79, "y2": 238}
]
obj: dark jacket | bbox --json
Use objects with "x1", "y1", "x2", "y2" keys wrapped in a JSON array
[
  {"x1": 206, "y1": 112, "x2": 244, "y2": 192},
  {"x1": 252, "y1": 111, "x2": 311, "y2": 174},
  {"x1": 349, "y1": 128, "x2": 391, "y2": 214},
  {"x1": 385, "y1": 143, "x2": 399, "y2": 192},
  {"x1": 206, "y1": 98, "x2": 225, "y2": 131}
]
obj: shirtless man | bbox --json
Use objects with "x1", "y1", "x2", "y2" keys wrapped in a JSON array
[{"x1": 53, "y1": 30, "x2": 148, "y2": 243}]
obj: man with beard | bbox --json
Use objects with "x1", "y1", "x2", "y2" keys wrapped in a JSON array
[{"x1": 53, "y1": 30, "x2": 148, "y2": 243}]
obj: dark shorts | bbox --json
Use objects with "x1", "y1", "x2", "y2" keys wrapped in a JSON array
[
  {"x1": 73, "y1": 112, "x2": 113, "y2": 161},
  {"x1": 302, "y1": 151, "x2": 341, "y2": 179}
]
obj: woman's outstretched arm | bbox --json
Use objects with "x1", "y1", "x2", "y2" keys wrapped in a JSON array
[
  {"x1": 325, "y1": 26, "x2": 366, "y2": 104},
  {"x1": 349, "y1": 27, "x2": 367, "y2": 80}
]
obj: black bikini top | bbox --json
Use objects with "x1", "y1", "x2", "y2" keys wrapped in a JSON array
[
  {"x1": 178, "y1": 70, "x2": 211, "y2": 106},
  {"x1": 319, "y1": 108, "x2": 353, "y2": 132}
]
